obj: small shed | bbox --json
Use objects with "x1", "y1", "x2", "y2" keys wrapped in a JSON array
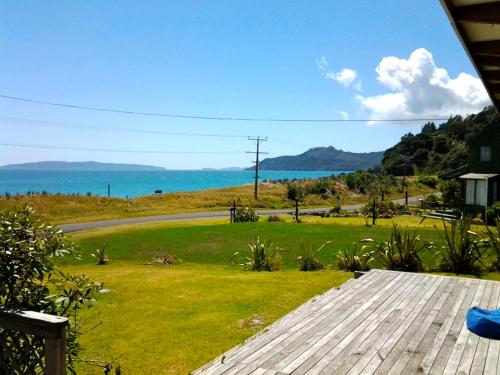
[{"x1": 459, "y1": 172, "x2": 499, "y2": 216}]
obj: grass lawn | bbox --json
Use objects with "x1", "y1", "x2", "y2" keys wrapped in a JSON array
[{"x1": 63, "y1": 219, "x2": 497, "y2": 374}]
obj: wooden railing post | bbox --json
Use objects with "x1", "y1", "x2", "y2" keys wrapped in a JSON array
[{"x1": 0, "y1": 309, "x2": 68, "y2": 375}]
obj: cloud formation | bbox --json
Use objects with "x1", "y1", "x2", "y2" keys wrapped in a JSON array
[
  {"x1": 316, "y1": 57, "x2": 362, "y2": 91},
  {"x1": 357, "y1": 48, "x2": 491, "y2": 121}
]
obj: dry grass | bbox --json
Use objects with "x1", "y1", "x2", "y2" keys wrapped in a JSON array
[{"x1": 0, "y1": 177, "x2": 435, "y2": 224}]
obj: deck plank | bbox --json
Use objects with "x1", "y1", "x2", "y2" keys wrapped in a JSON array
[
  {"x1": 221, "y1": 272, "x2": 391, "y2": 375},
  {"x1": 193, "y1": 271, "x2": 500, "y2": 375},
  {"x1": 470, "y1": 282, "x2": 500, "y2": 375},
  {"x1": 484, "y1": 283, "x2": 500, "y2": 375},
  {"x1": 283, "y1": 273, "x2": 423, "y2": 374}
]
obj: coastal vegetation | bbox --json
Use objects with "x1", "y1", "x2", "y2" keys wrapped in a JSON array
[
  {"x1": 0, "y1": 175, "x2": 435, "y2": 224},
  {"x1": 381, "y1": 106, "x2": 498, "y2": 175}
]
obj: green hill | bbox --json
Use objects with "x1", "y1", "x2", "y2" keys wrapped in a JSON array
[
  {"x1": 381, "y1": 106, "x2": 499, "y2": 176},
  {"x1": 256, "y1": 146, "x2": 383, "y2": 171}
]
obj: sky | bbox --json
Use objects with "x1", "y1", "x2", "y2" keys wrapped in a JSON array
[{"x1": 0, "y1": 1, "x2": 493, "y2": 169}]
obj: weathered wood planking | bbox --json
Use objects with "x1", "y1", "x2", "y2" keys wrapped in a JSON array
[{"x1": 193, "y1": 270, "x2": 500, "y2": 375}]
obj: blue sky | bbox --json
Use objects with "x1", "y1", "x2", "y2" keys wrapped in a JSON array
[{"x1": 0, "y1": 1, "x2": 492, "y2": 169}]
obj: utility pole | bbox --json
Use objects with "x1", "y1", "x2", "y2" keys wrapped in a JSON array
[{"x1": 246, "y1": 136, "x2": 268, "y2": 199}]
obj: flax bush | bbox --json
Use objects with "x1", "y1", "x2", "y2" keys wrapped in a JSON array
[{"x1": 231, "y1": 237, "x2": 283, "y2": 271}]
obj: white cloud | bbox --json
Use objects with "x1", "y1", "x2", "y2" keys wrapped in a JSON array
[
  {"x1": 316, "y1": 57, "x2": 362, "y2": 91},
  {"x1": 326, "y1": 68, "x2": 359, "y2": 88},
  {"x1": 340, "y1": 111, "x2": 350, "y2": 120},
  {"x1": 358, "y1": 48, "x2": 491, "y2": 121},
  {"x1": 315, "y1": 56, "x2": 329, "y2": 71}
]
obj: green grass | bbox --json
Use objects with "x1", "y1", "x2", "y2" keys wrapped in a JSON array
[
  {"x1": 62, "y1": 219, "x2": 498, "y2": 374},
  {"x1": 68, "y1": 221, "x2": 444, "y2": 268},
  {"x1": 70, "y1": 263, "x2": 350, "y2": 374}
]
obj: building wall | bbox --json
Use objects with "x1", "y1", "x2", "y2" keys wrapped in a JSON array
[{"x1": 469, "y1": 125, "x2": 500, "y2": 174}]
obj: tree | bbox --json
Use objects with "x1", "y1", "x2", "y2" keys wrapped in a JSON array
[
  {"x1": 0, "y1": 206, "x2": 104, "y2": 373},
  {"x1": 287, "y1": 184, "x2": 303, "y2": 222}
]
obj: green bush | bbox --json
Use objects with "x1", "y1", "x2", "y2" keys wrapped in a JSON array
[
  {"x1": 437, "y1": 216, "x2": 489, "y2": 276},
  {"x1": 152, "y1": 253, "x2": 182, "y2": 266},
  {"x1": 0, "y1": 206, "x2": 104, "y2": 373},
  {"x1": 231, "y1": 238, "x2": 283, "y2": 271},
  {"x1": 295, "y1": 241, "x2": 330, "y2": 271},
  {"x1": 91, "y1": 245, "x2": 109, "y2": 265},
  {"x1": 325, "y1": 205, "x2": 342, "y2": 217},
  {"x1": 370, "y1": 225, "x2": 430, "y2": 272},
  {"x1": 487, "y1": 202, "x2": 500, "y2": 220},
  {"x1": 233, "y1": 206, "x2": 259, "y2": 222},
  {"x1": 334, "y1": 244, "x2": 374, "y2": 272},
  {"x1": 266, "y1": 215, "x2": 283, "y2": 222},
  {"x1": 418, "y1": 175, "x2": 438, "y2": 189},
  {"x1": 484, "y1": 219, "x2": 500, "y2": 271},
  {"x1": 439, "y1": 179, "x2": 462, "y2": 207}
]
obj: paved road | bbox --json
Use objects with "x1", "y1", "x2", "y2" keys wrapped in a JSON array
[{"x1": 59, "y1": 196, "x2": 425, "y2": 233}]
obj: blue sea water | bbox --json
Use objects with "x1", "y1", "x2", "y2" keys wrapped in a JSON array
[{"x1": 0, "y1": 170, "x2": 349, "y2": 198}]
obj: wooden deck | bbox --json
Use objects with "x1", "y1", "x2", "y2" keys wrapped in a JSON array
[{"x1": 193, "y1": 270, "x2": 500, "y2": 375}]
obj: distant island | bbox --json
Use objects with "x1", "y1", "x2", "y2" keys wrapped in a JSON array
[
  {"x1": 0, "y1": 161, "x2": 167, "y2": 171},
  {"x1": 253, "y1": 146, "x2": 383, "y2": 171}
]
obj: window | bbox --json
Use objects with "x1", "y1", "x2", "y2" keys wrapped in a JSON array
[
  {"x1": 480, "y1": 145, "x2": 492, "y2": 162},
  {"x1": 465, "y1": 179, "x2": 488, "y2": 206},
  {"x1": 466, "y1": 180, "x2": 475, "y2": 205}
]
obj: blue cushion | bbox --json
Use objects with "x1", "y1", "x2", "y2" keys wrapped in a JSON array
[{"x1": 466, "y1": 306, "x2": 500, "y2": 340}]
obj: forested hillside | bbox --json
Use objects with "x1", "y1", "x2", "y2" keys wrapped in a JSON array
[
  {"x1": 257, "y1": 146, "x2": 383, "y2": 171},
  {"x1": 382, "y1": 106, "x2": 499, "y2": 175}
]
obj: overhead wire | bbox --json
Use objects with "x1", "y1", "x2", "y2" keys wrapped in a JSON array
[
  {"x1": 0, "y1": 94, "x2": 451, "y2": 123},
  {"x1": 0, "y1": 143, "x2": 245, "y2": 154},
  {"x1": 0, "y1": 116, "x2": 250, "y2": 138}
]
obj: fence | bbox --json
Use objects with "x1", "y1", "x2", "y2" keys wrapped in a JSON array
[{"x1": 0, "y1": 309, "x2": 68, "y2": 375}]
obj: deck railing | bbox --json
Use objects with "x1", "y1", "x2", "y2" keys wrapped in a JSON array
[{"x1": 0, "y1": 309, "x2": 68, "y2": 375}]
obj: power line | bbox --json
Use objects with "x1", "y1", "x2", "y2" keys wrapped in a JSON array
[
  {"x1": 0, "y1": 94, "x2": 451, "y2": 123},
  {"x1": 0, "y1": 143, "x2": 244, "y2": 154},
  {"x1": 0, "y1": 115, "x2": 249, "y2": 138}
]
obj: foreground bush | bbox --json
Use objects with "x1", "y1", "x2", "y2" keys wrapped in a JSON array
[
  {"x1": 233, "y1": 206, "x2": 259, "y2": 222},
  {"x1": 296, "y1": 241, "x2": 330, "y2": 271},
  {"x1": 370, "y1": 225, "x2": 430, "y2": 272},
  {"x1": 334, "y1": 244, "x2": 374, "y2": 272},
  {"x1": 438, "y1": 216, "x2": 489, "y2": 276},
  {"x1": 485, "y1": 219, "x2": 500, "y2": 270},
  {"x1": 231, "y1": 238, "x2": 283, "y2": 271},
  {"x1": 0, "y1": 206, "x2": 104, "y2": 373}
]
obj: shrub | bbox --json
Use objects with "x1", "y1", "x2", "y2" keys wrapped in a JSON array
[
  {"x1": 484, "y1": 219, "x2": 500, "y2": 270},
  {"x1": 233, "y1": 206, "x2": 259, "y2": 222},
  {"x1": 370, "y1": 224, "x2": 431, "y2": 272},
  {"x1": 437, "y1": 216, "x2": 489, "y2": 276},
  {"x1": 334, "y1": 244, "x2": 374, "y2": 272},
  {"x1": 325, "y1": 205, "x2": 342, "y2": 217},
  {"x1": 418, "y1": 175, "x2": 438, "y2": 189},
  {"x1": 91, "y1": 245, "x2": 109, "y2": 265},
  {"x1": 0, "y1": 206, "x2": 104, "y2": 373},
  {"x1": 487, "y1": 202, "x2": 500, "y2": 221},
  {"x1": 152, "y1": 253, "x2": 182, "y2": 266},
  {"x1": 231, "y1": 237, "x2": 283, "y2": 271},
  {"x1": 267, "y1": 215, "x2": 283, "y2": 222},
  {"x1": 439, "y1": 179, "x2": 462, "y2": 208},
  {"x1": 296, "y1": 241, "x2": 330, "y2": 271}
]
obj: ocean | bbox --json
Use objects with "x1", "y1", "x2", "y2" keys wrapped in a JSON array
[{"x1": 0, "y1": 170, "x2": 349, "y2": 198}]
